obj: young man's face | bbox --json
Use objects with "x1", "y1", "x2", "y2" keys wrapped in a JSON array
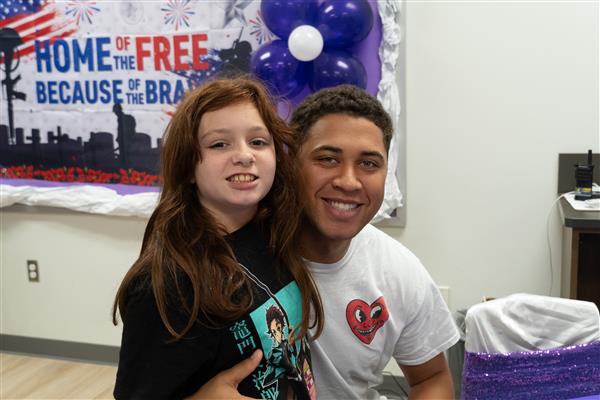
[{"x1": 298, "y1": 113, "x2": 387, "y2": 248}]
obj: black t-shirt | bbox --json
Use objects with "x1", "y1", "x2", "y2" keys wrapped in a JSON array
[{"x1": 114, "y1": 221, "x2": 316, "y2": 400}]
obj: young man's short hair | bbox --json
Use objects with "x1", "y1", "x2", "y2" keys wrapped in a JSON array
[{"x1": 290, "y1": 85, "x2": 393, "y2": 152}]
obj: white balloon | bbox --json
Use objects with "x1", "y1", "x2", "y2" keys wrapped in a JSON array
[{"x1": 288, "y1": 25, "x2": 324, "y2": 62}]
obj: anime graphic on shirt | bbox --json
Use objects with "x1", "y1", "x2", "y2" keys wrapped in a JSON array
[
  {"x1": 262, "y1": 305, "x2": 296, "y2": 386},
  {"x1": 245, "y1": 281, "x2": 316, "y2": 400}
]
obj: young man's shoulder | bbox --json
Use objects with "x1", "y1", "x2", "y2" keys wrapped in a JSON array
[{"x1": 356, "y1": 223, "x2": 417, "y2": 259}]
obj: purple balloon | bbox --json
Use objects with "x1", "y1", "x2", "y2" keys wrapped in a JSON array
[
  {"x1": 309, "y1": 50, "x2": 367, "y2": 91},
  {"x1": 251, "y1": 40, "x2": 308, "y2": 98},
  {"x1": 260, "y1": 0, "x2": 319, "y2": 39},
  {"x1": 317, "y1": 0, "x2": 374, "y2": 48}
]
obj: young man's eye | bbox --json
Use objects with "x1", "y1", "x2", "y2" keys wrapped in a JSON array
[
  {"x1": 360, "y1": 160, "x2": 380, "y2": 169},
  {"x1": 317, "y1": 156, "x2": 338, "y2": 165}
]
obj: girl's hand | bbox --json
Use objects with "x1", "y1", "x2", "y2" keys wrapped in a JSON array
[{"x1": 185, "y1": 350, "x2": 262, "y2": 400}]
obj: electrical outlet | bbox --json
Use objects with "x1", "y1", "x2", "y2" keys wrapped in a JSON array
[{"x1": 27, "y1": 260, "x2": 39, "y2": 282}]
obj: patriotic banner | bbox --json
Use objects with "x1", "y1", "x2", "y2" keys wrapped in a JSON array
[{"x1": 0, "y1": 0, "x2": 403, "y2": 219}]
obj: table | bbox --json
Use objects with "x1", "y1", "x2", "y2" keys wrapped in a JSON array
[{"x1": 559, "y1": 197, "x2": 600, "y2": 310}]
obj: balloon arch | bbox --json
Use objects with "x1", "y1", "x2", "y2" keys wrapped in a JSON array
[{"x1": 251, "y1": 0, "x2": 374, "y2": 98}]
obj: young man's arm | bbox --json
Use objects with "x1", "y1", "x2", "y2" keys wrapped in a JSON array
[{"x1": 399, "y1": 352, "x2": 454, "y2": 400}]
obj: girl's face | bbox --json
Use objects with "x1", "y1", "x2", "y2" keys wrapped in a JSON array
[{"x1": 194, "y1": 102, "x2": 276, "y2": 232}]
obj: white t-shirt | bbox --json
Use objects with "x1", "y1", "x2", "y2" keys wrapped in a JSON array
[{"x1": 308, "y1": 224, "x2": 460, "y2": 400}]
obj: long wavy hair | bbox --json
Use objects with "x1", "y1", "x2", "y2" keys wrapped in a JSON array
[{"x1": 112, "y1": 77, "x2": 323, "y2": 341}]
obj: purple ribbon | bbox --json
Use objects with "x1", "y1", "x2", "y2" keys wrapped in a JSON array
[
  {"x1": 462, "y1": 341, "x2": 600, "y2": 400},
  {"x1": 0, "y1": 177, "x2": 159, "y2": 195}
]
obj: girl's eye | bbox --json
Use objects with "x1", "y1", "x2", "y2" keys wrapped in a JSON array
[
  {"x1": 208, "y1": 142, "x2": 227, "y2": 149},
  {"x1": 250, "y1": 138, "x2": 269, "y2": 147}
]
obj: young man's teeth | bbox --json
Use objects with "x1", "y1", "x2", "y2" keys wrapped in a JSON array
[{"x1": 329, "y1": 200, "x2": 358, "y2": 211}]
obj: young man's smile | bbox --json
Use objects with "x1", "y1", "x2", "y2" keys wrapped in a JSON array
[{"x1": 322, "y1": 198, "x2": 363, "y2": 219}]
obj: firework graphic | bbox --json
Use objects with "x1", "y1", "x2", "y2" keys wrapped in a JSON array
[
  {"x1": 64, "y1": 1, "x2": 101, "y2": 25},
  {"x1": 161, "y1": 0, "x2": 194, "y2": 31},
  {"x1": 248, "y1": 10, "x2": 273, "y2": 45}
]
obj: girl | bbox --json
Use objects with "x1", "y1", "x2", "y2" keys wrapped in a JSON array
[{"x1": 112, "y1": 77, "x2": 324, "y2": 399}]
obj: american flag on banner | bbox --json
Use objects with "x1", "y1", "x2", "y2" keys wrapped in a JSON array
[{"x1": 0, "y1": 0, "x2": 78, "y2": 60}]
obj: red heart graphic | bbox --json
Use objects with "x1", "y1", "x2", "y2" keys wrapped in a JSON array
[{"x1": 346, "y1": 296, "x2": 389, "y2": 344}]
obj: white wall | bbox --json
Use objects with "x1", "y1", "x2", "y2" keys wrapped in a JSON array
[
  {"x1": 389, "y1": 0, "x2": 599, "y2": 312},
  {"x1": 1, "y1": 208, "x2": 145, "y2": 346},
  {"x1": 1, "y1": 0, "x2": 598, "y2": 346}
]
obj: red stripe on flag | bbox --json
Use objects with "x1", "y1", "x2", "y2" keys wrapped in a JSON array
[
  {"x1": 20, "y1": 19, "x2": 73, "y2": 44},
  {"x1": 0, "y1": 13, "x2": 29, "y2": 28},
  {"x1": 16, "y1": 27, "x2": 79, "y2": 59},
  {"x1": 19, "y1": 24, "x2": 55, "y2": 43},
  {"x1": 12, "y1": 11, "x2": 57, "y2": 33},
  {"x1": 0, "y1": 3, "x2": 53, "y2": 28}
]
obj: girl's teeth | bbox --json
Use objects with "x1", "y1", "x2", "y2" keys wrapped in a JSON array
[{"x1": 229, "y1": 174, "x2": 255, "y2": 182}]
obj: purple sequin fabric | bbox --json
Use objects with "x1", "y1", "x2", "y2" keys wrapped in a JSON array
[{"x1": 462, "y1": 341, "x2": 600, "y2": 400}]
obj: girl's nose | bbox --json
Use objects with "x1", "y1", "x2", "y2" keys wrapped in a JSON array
[{"x1": 232, "y1": 145, "x2": 255, "y2": 166}]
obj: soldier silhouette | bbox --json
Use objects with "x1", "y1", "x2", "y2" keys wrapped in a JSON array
[
  {"x1": 0, "y1": 27, "x2": 27, "y2": 144},
  {"x1": 113, "y1": 103, "x2": 136, "y2": 166},
  {"x1": 218, "y1": 39, "x2": 252, "y2": 76}
]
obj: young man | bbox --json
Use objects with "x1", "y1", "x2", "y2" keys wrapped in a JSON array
[
  {"x1": 289, "y1": 85, "x2": 459, "y2": 399},
  {"x1": 192, "y1": 86, "x2": 459, "y2": 399}
]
